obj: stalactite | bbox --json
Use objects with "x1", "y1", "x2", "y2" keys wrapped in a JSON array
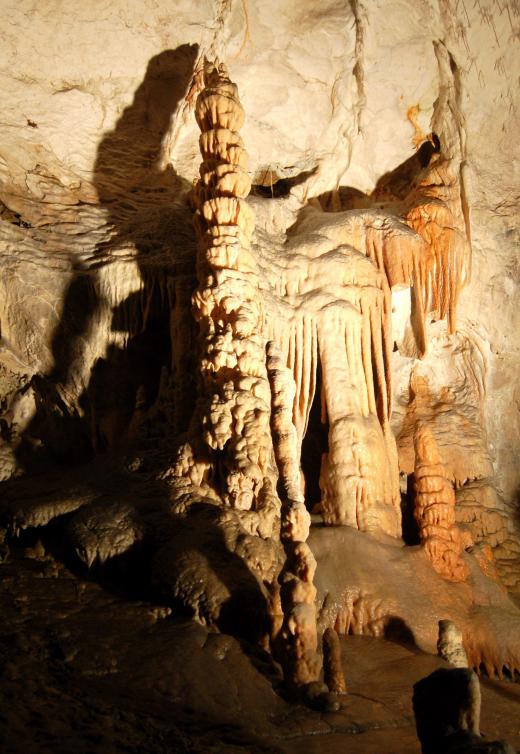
[
  {"x1": 405, "y1": 156, "x2": 470, "y2": 335},
  {"x1": 262, "y1": 240, "x2": 401, "y2": 535},
  {"x1": 315, "y1": 277, "x2": 399, "y2": 534},
  {"x1": 397, "y1": 365, "x2": 494, "y2": 490},
  {"x1": 295, "y1": 167, "x2": 471, "y2": 358},
  {"x1": 290, "y1": 208, "x2": 433, "y2": 356},
  {"x1": 329, "y1": 588, "x2": 388, "y2": 638},
  {"x1": 413, "y1": 424, "x2": 469, "y2": 582}
]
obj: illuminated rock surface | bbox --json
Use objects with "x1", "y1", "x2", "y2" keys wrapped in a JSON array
[{"x1": 0, "y1": 1, "x2": 519, "y2": 752}]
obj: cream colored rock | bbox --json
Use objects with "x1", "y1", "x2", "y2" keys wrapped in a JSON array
[
  {"x1": 437, "y1": 619, "x2": 469, "y2": 669},
  {"x1": 183, "y1": 60, "x2": 278, "y2": 513}
]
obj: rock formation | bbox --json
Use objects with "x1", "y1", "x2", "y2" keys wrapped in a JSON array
[
  {"x1": 167, "y1": 60, "x2": 276, "y2": 513},
  {"x1": 264, "y1": 206, "x2": 403, "y2": 534},
  {"x1": 323, "y1": 627, "x2": 347, "y2": 695},
  {"x1": 437, "y1": 619, "x2": 469, "y2": 669},
  {"x1": 266, "y1": 341, "x2": 322, "y2": 690},
  {"x1": 413, "y1": 668, "x2": 481, "y2": 754},
  {"x1": 413, "y1": 668, "x2": 515, "y2": 754},
  {"x1": 277, "y1": 541, "x2": 321, "y2": 689},
  {"x1": 1, "y1": 2, "x2": 520, "y2": 736},
  {"x1": 413, "y1": 424, "x2": 469, "y2": 582}
]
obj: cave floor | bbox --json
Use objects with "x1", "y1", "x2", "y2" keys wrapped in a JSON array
[{"x1": 1, "y1": 540, "x2": 519, "y2": 754}]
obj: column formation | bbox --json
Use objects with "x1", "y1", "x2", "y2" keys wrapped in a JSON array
[{"x1": 191, "y1": 61, "x2": 275, "y2": 510}]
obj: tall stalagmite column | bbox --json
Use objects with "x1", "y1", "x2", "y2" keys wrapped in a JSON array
[
  {"x1": 190, "y1": 69, "x2": 323, "y2": 693},
  {"x1": 191, "y1": 61, "x2": 276, "y2": 510}
]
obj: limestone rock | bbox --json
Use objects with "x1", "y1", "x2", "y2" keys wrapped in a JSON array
[
  {"x1": 0, "y1": 0, "x2": 520, "y2": 716},
  {"x1": 414, "y1": 425, "x2": 469, "y2": 582}
]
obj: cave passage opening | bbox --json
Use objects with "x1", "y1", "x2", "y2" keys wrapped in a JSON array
[
  {"x1": 401, "y1": 473, "x2": 420, "y2": 545},
  {"x1": 300, "y1": 361, "x2": 329, "y2": 512}
]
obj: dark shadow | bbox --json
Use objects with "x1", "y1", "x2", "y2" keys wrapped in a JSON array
[
  {"x1": 14, "y1": 260, "x2": 99, "y2": 470},
  {"x1": 384, "y1": 616, "x2": 416, "y2": 647},
  {"x1": 151, "y1": 501, "x2": 270, "y2": 644},
  {"x1": 2, "y1": 48, "x2": 284, "y2": 707},
  {"x1": 371, "y1": 133, "x2": 440, "y2": 202},
  {"x1": 305, "y1": 133, "x2": 441, "y2": 214},
  {"x1": 15, "y1": 44, "x2": 199, "y2": 473},
  {"x1": 413, "y1": 666, "x2": 515, "y2": 754},
  {"x1": 2, "y1": 462, "x2": 271, "y2": 648},
  {"x1": 401, "y1": 473, "x2": 421, "y2": 545},
  {"x1": 251, "y1": 167, "x2": 318, "y2": 198},
  {"x1": 300, "y1": 361, "x2": 328, "y2": 512}
]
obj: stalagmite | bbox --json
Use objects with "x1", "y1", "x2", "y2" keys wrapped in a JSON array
[
  {"x1": 414, "y1": 424, "x2": 469, "y2": 582},
  {"x1": 323, "y1": 627, "x2": 347, "y2": 694},
  {"x1": 187, "y1": 60, "x2": 277, "y2": 510},
  {"x1": 437, "y1": 619, "x2": 469, "y2": 668},
  {"x1": 413, "y1": 668, "x2": 481, "y2": 754},
  {"x1": 175, "y1": 61, "x2": 327, "y2": 698},
  {"x1": 2, "y1": 13, "x2": 520, "y2": 746},
  {"x1": 267, "y1": 340, "x2": 323, "y2": 692},
  {"x1": 278, "y1": 541, "x2": 322, "y2": 689}
]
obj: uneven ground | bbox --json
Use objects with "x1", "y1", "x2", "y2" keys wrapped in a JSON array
[{"x1": 1, "y1": 532, "x2": 519, "y2": 754}]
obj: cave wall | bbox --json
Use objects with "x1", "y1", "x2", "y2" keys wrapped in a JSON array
[{"x1": 0, "y1": 0, "x2": 519, "y2": 508}]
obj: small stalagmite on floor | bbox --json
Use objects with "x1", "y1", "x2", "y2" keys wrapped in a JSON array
[
  {"x1": 437, "y1": 619, "x2": 469, "y2": 669},
  {"x1": 323, "y1": 627, "x2": 347, "y2": 694}
]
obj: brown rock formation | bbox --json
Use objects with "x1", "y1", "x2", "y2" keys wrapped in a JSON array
[
  {"x1": 414, "y1": 425, "x2": 469, "y2": 582},
  {"x1": 267, "y1": 340, "x2": 322, "y2": 688},
  {"x1": 278, "y1": 541, "x2": 322, "y2": 688},
  {"x1": 189, "y1": 60, "x2": 275, "y2": 511},
  {"x1": 405, "y1": 156, "x2": 469, "y2": 336},
  {"x1": 323, "y1": 627, "x2": 347, "y2": 694}
]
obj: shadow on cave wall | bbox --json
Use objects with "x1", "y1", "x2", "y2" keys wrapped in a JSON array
[
  {"x1": 15, "y1": 44, "x2": 200, "y2": 473},
  {"x1": 312, "y1": 134, "x2": 440, "y2": 213},
  {"x1": 7, "y1": 45, "x2": 273, "y2": 652}
]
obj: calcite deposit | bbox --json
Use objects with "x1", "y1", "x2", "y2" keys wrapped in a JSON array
[
  {"x1": 413, "y1": 425, "x2": 469, "y2": 582},
  {"x1": 323, "y1": 627, "x2": 348, "y2": 695},
  {"x1": 437, "y1": 619, "x2": 469, "y2": 669},
  {"x1": 1, "y1": 0, "x2": 520, "y2": 740}
]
